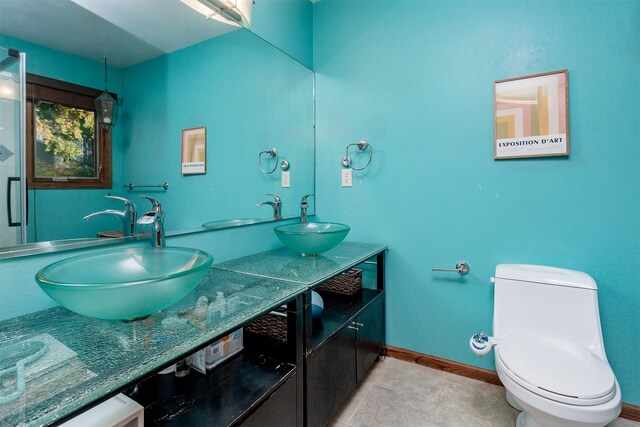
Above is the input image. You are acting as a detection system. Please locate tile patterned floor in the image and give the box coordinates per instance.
[329,357,638,427]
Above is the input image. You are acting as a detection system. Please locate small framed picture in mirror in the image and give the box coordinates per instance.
[494,70,569,159]
[181,127,207,174]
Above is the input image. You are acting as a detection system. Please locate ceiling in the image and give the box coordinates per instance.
[0,0,236,68]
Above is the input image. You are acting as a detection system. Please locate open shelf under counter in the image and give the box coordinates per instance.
[127,350,297,426]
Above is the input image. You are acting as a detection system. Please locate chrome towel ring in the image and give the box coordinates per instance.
[342,140,373,171]
[259,147,279,174]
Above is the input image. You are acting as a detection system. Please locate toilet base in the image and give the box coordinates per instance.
[517,411,544,427]
[507,391,523,411]
[515,410,615,427]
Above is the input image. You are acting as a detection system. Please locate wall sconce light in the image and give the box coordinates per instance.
[181,0,253,28]
[94,56,118,131]
[341,140,373,170]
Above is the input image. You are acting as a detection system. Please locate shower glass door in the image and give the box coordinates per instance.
[0,47,26,246]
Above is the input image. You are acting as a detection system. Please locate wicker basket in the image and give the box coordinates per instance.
[245,313,288,344]
[316,268,363,296]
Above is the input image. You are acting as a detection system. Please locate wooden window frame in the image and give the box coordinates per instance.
[26,74,114,189]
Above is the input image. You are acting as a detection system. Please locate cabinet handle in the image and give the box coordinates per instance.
[347,326,359,331]
[352,322,364,327]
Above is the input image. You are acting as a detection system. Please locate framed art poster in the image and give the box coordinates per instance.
[494,70,569,159]
[181,127,206,174]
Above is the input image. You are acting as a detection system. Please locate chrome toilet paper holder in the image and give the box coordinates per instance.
[432,261,470,275]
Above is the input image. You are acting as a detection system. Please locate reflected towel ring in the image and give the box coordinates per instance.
[341,140,373,171]
[259,147,279,174]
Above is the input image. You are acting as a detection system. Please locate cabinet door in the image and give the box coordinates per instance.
[356,295,385,382]
[306,326,357,427]
[240,373,298,427]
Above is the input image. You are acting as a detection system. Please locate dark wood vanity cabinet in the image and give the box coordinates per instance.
[306,292,385,427]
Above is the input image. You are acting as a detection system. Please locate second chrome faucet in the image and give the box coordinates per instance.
[256,194,282,220]
[84,195,137,237]
[256,193,315,222]
[300,194,314,223]
[137,195,165,247]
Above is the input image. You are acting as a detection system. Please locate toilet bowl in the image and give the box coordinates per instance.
[472,264,621,427]
[495,331,621,427]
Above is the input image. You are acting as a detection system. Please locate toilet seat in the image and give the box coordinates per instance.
[496,331,616,406]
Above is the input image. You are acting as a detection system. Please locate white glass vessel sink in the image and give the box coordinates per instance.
[35,246,213,320]
[274,222,350,256]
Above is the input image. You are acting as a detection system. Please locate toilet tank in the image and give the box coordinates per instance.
[492,264,606,358]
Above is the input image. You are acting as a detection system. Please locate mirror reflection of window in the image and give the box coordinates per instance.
[34,101,97,180]
[26,74,113,189]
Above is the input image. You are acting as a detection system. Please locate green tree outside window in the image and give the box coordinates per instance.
[35,101,96,178]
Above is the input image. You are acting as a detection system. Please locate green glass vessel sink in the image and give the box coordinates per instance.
[35,246,213,320]
[274,222,350,256]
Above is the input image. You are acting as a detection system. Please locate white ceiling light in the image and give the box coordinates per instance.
[181,0,252,28]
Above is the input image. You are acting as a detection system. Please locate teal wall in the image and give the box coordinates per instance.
[313,0,640,405]
[121,29,314,232]
[251,0,314,68]
[0,35,123,92]
[0,34,125,241]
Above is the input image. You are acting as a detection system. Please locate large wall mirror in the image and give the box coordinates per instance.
[0,0,315,257]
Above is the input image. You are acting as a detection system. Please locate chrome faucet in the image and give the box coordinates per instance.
[83,195,137,237]
[256,194,282,220]
[137,195,165,247]
[300,194,314,223]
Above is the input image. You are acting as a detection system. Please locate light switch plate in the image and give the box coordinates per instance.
[341,169,352,187]
[281,171,290,188]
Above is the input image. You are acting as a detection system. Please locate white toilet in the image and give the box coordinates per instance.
[472,264,621,427]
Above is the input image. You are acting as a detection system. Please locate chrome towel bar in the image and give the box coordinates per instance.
[124,182,169,191]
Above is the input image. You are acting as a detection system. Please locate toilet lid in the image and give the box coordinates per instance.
[497,331,615,401]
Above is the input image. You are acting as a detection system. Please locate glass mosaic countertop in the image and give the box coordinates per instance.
[214,242,388,286]
[0,269,306,427]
